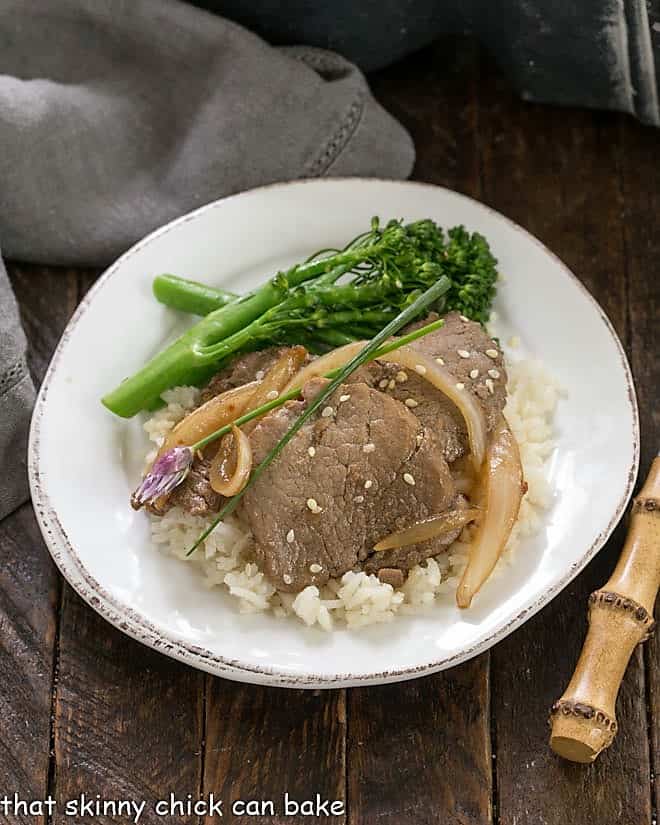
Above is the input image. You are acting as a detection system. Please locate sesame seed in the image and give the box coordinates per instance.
[457,349,470,359]
[435,357,445,366]
[486,348,498,359]
[460,315,469,322]
[396,371,408,383]
[321,406,334,418]
[283,574,292,585]
[255,370,265,380]
[286,529,295,543]
[416,433,424,444]
[403,472,415,486]
[395,278,403,289]
[306,498,322,513]
[309,563,322,573]
[353,495,365,504]
[364,480,373,490]
[485,378,495,394]
[378,378,389,389]
[266,389,279,400]
[363,443,376,453]
[388,379,396,390]
[455,382,465,391]
[307,446,316,457]
[339,394,351,402]
[414,364,427,375]
[470,368,479,379]
[404,398,418,408]
[488,368,501,379]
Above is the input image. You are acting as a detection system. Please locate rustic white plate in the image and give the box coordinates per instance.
[29,179,639,687]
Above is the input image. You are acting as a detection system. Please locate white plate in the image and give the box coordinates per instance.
[29,179,639,688]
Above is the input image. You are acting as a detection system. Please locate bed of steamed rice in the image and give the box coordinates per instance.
[144,352,563,631]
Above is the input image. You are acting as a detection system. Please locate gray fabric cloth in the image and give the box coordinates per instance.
[203,0,660,125]
[0,255,35,518]
[0,0,414,520]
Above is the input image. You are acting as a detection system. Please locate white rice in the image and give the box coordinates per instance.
[142,348,563,630]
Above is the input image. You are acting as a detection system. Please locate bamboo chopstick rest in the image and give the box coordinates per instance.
[549,455,660,763]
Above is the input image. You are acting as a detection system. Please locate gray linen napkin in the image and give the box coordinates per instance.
[0,0,414,520]
[0,255,35,518]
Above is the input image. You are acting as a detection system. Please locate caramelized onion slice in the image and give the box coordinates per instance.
[285,342,487,469]
[209,425,253,496]
[283,342,364,394]
[374,508,480,551]
[456,416,525,609]
[159,345,306,455]
[384,348,487,470]
[159,382,257,455]
[242,345,307,433]
[150,346,306,506]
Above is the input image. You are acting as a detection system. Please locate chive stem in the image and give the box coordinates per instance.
[190,317,444,453]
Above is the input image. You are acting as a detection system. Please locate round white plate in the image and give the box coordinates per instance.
[29,179,639,688]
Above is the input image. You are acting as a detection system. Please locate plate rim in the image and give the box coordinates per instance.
[28,177,640,688]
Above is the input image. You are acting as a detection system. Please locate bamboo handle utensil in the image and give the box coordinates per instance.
[549,456,660,763]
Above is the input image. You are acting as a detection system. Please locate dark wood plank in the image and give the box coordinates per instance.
[8,264,78,383]
[477,52,652,824]
[0,264,76,824]
[51,586,204,825]
[203,680,346,823]
[348,659,492,825]
[344,40,493,825]
[0,504,59,825]
[34,267,208,824]
[491,542,650,825]
[370,37,482,193]
[618,117,660,818]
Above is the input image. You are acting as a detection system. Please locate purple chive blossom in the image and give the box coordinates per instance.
[131,446,194,509]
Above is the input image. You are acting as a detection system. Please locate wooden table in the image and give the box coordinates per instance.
[3,39,659,825]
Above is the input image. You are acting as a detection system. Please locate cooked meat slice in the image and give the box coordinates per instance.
[162,346,302,517]
[168,454,222,516]
[406,311,507,429]
[238,382,458,592]
[300,376,330,403]
[199,347,284,403]
[349,312,507,462]
[377,568,405,588]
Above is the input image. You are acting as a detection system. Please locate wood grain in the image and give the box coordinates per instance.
[8,265,78,383]
[477,52,652,824]
[0,265,76,824]
[51,587,204,825]
[33,267,208,825]
[203,680,346,824]
[618,117,660,818]
[371,37,482,193]
[8,263,208,823]
[345,40,493,825]
[0,504,59,825]
[347,660,492,825]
